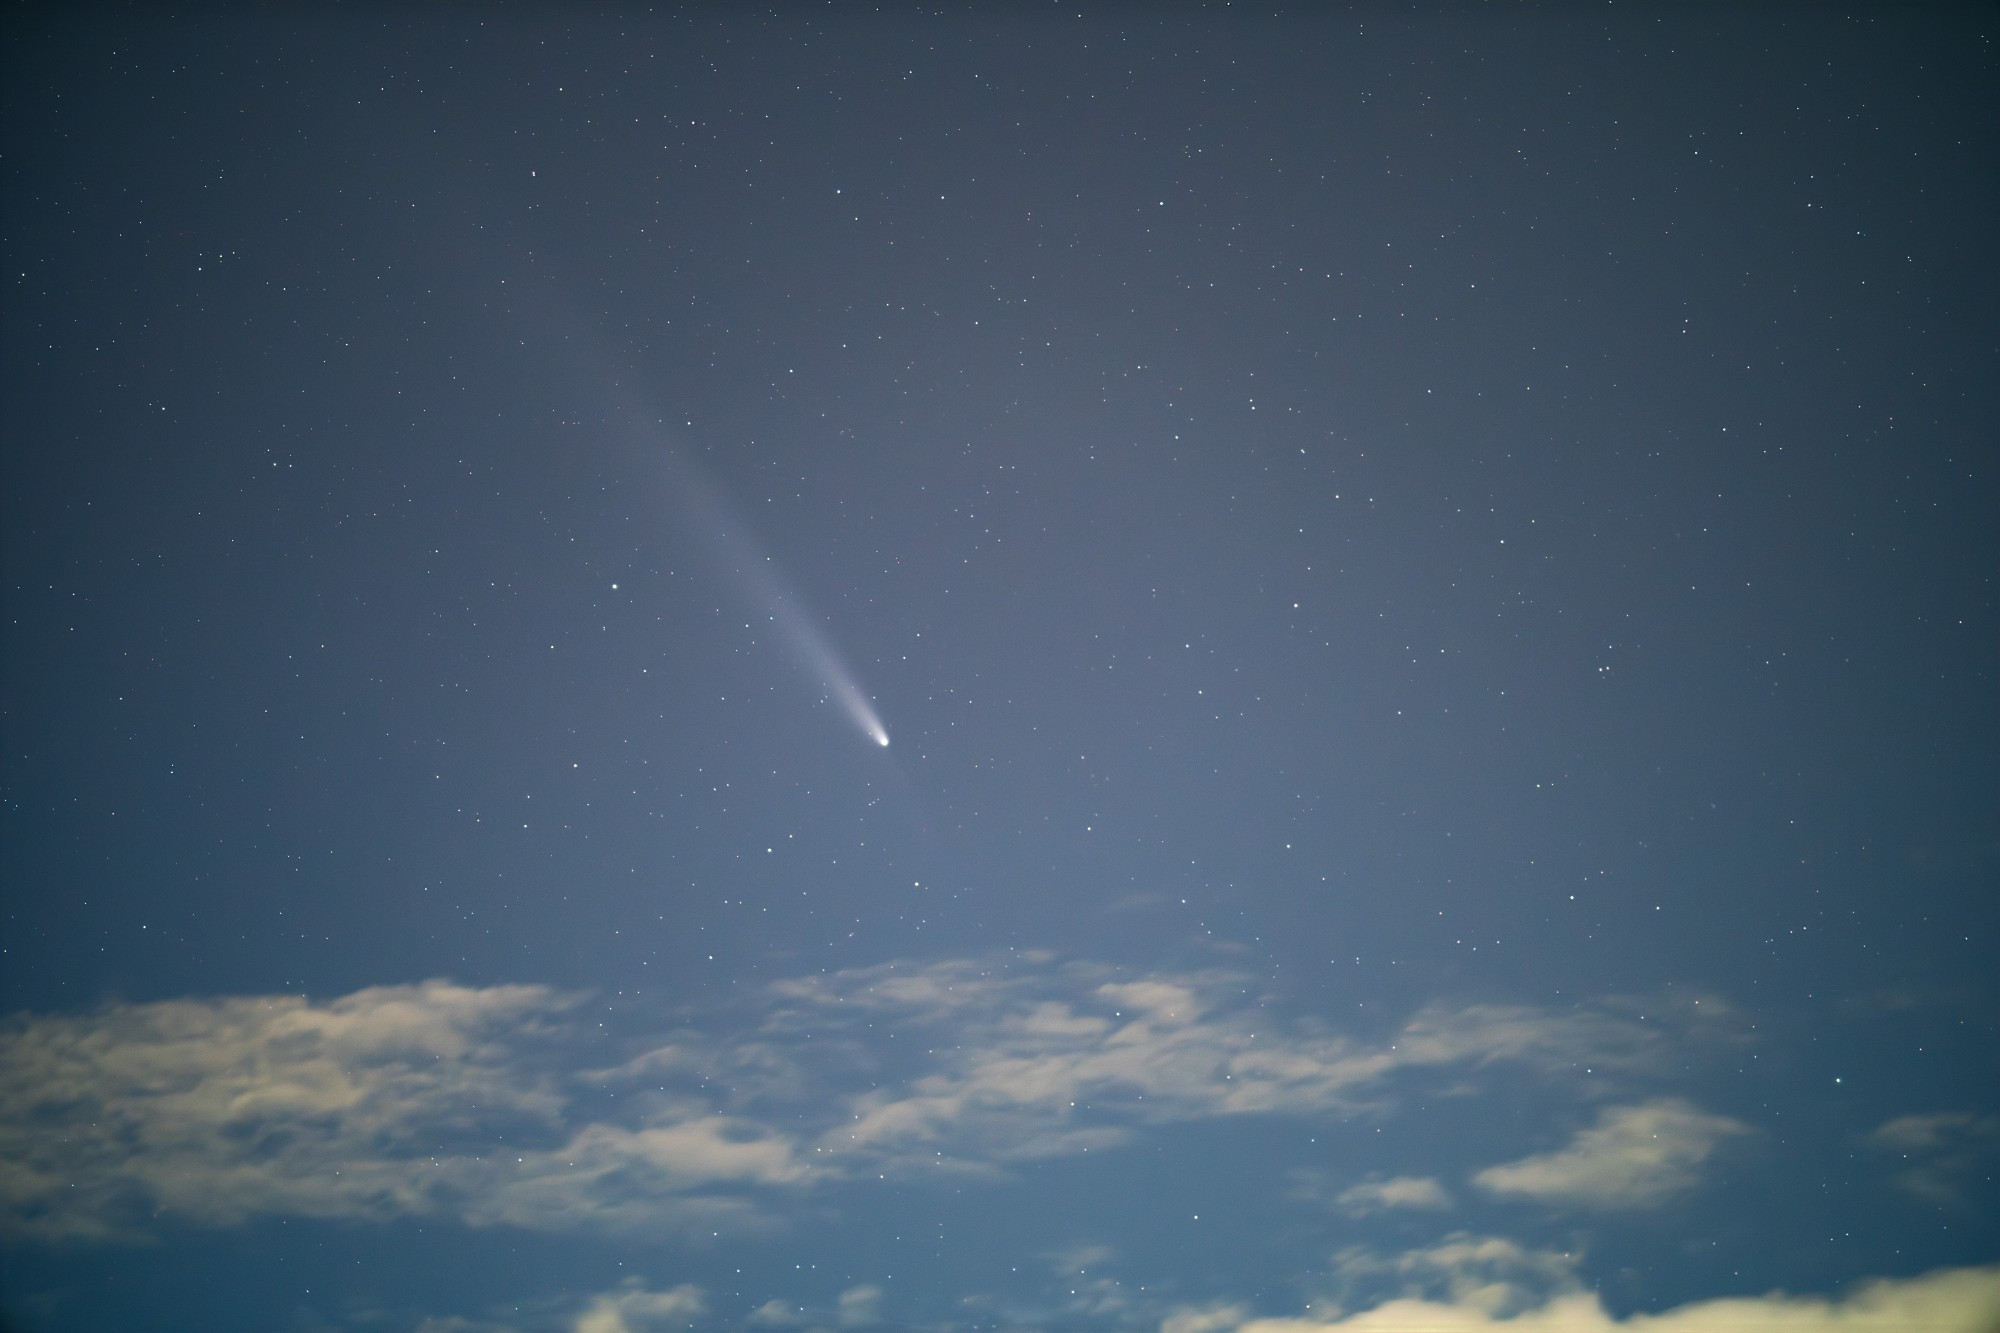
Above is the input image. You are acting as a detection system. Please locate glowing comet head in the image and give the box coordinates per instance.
[843,693,890,749]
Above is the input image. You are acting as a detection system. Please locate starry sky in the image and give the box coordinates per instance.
[2,7,1997,1332]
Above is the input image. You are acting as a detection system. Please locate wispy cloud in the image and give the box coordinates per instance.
[744,1299,808,1327]
[0,957,1721,1243]
[835,1283,884,1327]
[0,980,806,1241]
[1470,1100,1748,1210]
[729,1283,888,1330]
[572,1280,705,1333]
[769,955,1688,1174]
[1324,1234,1585,1320]
[1161,1304,1251,1333]
[1870,1112,2000,1205]
[1219,1263,2000,1332]
[1286,1168,1454,1216]
[1332,1175,1454,1215]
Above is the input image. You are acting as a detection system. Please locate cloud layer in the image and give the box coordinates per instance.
[430,1259,2000,1333]
[1225,1263,2000,1332]
[1471,1100,1750,1209]
[8,961,1990,1332]
[0,956,1823,1247]
[0,979,800,1240]
[1869,1112,2000,1205]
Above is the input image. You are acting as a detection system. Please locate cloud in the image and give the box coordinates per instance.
[1869,1112,2000,1205]
[1325,1234,1585,1320]
[1162,1304,1252,1333]
[1332,1175,1453,1215]
[571,1280,705,1333]
[1043,1241,1119,1274]
[773,956,1690,1173]
[836,1283,884,1326]
[9,961,1982,1333]
[732,1284,886,1330]
[1222,1263,2000,1331]
[0,981,809,1241]
[0,980,570,1239]
[1471,1100,1748,1209]
[0,956,1723,1242]
[466,1117,812,1234]
[1872,1111,1986,1151]
[745,1299,808,1326]
[1287,1169,1453,1216]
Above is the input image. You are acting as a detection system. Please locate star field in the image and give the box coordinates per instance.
[2,8,1996,1332]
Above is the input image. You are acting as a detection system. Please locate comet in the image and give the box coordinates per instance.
[664,455,890,751]
[487,278,888,748]
[762,591,891,748]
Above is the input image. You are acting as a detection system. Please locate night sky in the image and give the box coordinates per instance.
[3,7,1997,1332]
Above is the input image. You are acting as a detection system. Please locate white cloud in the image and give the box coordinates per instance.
[1331,1175,1453,1215]
[13,962,1981,1333]
[1472,1100,1748,1209]
[0,981,807,1241]
[777,957,1687,1174]
[1869,1112,2000,1205]
[0,957,1726,1241]
[0,981,576,1239]
[1327,1234,1584,1319]
[1043,1241,1119,1273]
[836,1283,884,1326]
[466,1117,812,1234]
[1162,1303,1251,1333]
[734,1285,886,1330]
[1872,1111,1986,1151]
[571,1280,705,1333]
[745,1299,808,1326]
[1227,1264,2000,1332]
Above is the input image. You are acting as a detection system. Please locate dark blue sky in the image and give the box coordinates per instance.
[3,8,1996,1332]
